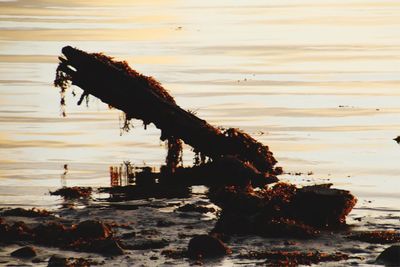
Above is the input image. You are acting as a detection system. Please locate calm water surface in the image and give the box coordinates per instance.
[0,1,399,214]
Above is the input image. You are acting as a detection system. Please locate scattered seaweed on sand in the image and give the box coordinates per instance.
[50,186,92,199]
[176,204,216,214]
[47,255,100,267]
[0,219,124,256]
[348,230,400,244]
[1,208,52,217]
[238,250,349,266]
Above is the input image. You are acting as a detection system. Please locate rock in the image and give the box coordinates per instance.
[188,235,231,259]
[376,245,400,266]
[47,255,68,267]
[11,246,37,258]
[73,220,111,239]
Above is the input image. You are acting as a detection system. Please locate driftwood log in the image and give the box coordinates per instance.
[54,46,357,232]
[55,46,280,186]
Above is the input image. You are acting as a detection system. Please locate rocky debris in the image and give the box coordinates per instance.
[209,183,356,238]
[2,208,52,217]
[10,246,37,258]
[376,245,400,266]
[238,250,349,266]
[214,214,318,239]
[50,187,92,199]
[348,230,400,244]
[187,235,232,259]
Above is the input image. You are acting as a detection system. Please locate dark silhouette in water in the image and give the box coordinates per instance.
[55,46,280,187]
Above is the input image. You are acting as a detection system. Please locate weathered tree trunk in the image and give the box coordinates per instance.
[55,46,281,186]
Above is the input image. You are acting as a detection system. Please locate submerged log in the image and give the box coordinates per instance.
[55,46,280,186]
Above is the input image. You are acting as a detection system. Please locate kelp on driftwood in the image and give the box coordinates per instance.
[54,46,357,237]
[54,46,280,186]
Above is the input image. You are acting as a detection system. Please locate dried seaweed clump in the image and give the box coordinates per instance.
[348,230,400,244]
[166,137,183,173]
[1,208,52,218]
[50,187,92,199]
[223,128,279,174]
[239,250,349,266]
[54,64,71,117]
[0,219,124,256]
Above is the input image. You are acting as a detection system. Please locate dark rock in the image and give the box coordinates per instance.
[11,246,37,258]
[48,255,68,267]
[376,245,400,266]
[188,235,231,259]
[73,220,111,239]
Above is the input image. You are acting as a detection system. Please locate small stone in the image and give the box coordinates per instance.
[11,246,37,258]
[376,245,400,265]
[188,235,231,259]
[47,255,68,267]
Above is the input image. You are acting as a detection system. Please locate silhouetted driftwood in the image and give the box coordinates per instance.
[54,46,357,228]
[55,46,280,186]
